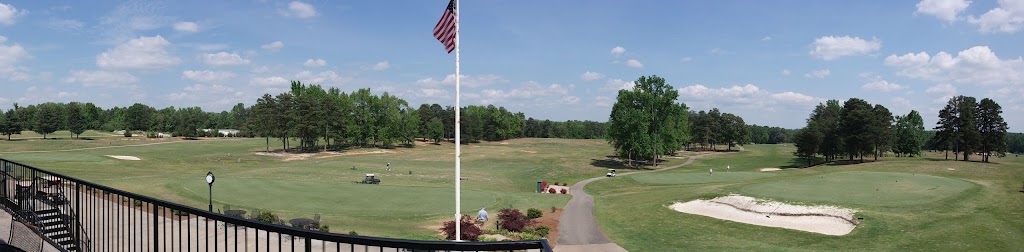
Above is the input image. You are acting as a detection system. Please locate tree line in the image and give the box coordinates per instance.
[606,75,755,167]
[793,96,1008,166]
[931,96,1009,162]
[0,81,609,151]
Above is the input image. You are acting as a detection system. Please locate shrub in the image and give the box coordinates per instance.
[533,226,551,237]
[250,210,279,224]
[318,225,330,232]
[440,215,482,241]
[548,188,556,193]
[478,236,499,242]
[562,182,568,186]
[497,208,533,232]
[553,182,559,186]
[527,208,543,219]
[124,131,132,137]
[560,188,568,194]
[349,230,358,235]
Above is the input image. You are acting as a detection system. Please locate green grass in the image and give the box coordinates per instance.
[631,171,775,184]
[587,145,1024,251]
[740,171,975,207]
[0,137,620,238]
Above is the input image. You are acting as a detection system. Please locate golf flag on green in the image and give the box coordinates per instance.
[434,0,463,241]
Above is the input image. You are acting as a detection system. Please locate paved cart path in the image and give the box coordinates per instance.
[555,155,703,252]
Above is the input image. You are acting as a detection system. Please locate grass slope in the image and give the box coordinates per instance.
[587,144,1024,251]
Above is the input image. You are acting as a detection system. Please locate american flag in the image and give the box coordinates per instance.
[433,0,457,53]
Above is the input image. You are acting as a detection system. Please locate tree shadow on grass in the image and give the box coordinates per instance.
[590,156,662,170]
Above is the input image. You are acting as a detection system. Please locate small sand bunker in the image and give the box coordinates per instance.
[106,155,142,161]
[670,195,857,236]
[947,168,956,171]
[759,168,783,172]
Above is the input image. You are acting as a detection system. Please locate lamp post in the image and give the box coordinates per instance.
[206,171,215,212]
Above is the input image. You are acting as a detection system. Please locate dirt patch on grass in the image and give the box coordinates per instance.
[521,150,537,154]
[760,168,783,172]
[670,195,857,236]
[253,149,395,161]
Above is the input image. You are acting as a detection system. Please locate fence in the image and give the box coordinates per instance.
[0,157,551,252]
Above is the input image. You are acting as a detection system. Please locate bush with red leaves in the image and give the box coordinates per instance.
[548,188,556,193]
[497,208,533,232]
[560,188,568,194]
[439,215,482,241]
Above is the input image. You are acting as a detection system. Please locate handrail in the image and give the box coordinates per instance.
[0,157,552,251]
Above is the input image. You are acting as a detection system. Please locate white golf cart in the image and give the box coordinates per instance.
[606,169,617,177]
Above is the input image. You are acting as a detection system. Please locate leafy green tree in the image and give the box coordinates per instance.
[32,103,62,139]
[869,104,893,161]
[839,98,873,161]
[66,102,87,139]
[976,98,1008,162]
[1,108,23,140]
[720,112,748,151]
[125,103,155,132]
[894,110,926,157]
[428,117,444,144]
[793,123,822,167]
[607,75,689,166]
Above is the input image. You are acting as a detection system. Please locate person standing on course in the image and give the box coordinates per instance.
[477,207,488,224]
[387,162,391,172]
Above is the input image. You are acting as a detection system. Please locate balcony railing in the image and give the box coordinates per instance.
[1,157,551,252]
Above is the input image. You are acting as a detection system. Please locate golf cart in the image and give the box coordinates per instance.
[606,169,617,177]
[360,174,381,184]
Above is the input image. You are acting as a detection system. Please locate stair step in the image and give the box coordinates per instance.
[40,217,63,225]
[57,238,75,245]
[35,208,60,216]
[43,225,68,233]
[51,232,72,240]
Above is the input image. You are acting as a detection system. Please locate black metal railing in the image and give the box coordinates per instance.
[1,157,552,252]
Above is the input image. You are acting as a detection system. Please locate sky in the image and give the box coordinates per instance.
[0,0,1022,129]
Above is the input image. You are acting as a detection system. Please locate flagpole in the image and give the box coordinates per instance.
[453,0,462,242]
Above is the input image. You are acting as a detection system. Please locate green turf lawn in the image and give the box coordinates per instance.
[0,137,644,238]
[587,144,1024,251]
[631,171,775,184]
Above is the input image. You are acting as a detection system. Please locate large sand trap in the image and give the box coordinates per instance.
[106,155,142,160]
[760,168,783,172]
[669,195,857,236]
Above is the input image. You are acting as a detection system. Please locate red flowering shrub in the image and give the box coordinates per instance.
[440,215,482,241]
[497,208,533,232]
[548,188,556,193]
[560,188,568,194]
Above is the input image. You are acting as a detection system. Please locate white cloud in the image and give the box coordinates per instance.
[580,71,604,81]
[804,69,831,79]
[250,76,290,86]
[809,36,881,60]
[925,83,957,96]
[884,46,1024,85]
[261,41,284,51]
[166,84,246,108]
[709,48,731,55]
[892,97,913,108]
[916,0,972,22]
[680,57,693,63]
[96,35,181,70]
[478,82,571,105]
[304,58,327,67]
[371,61,391,71]
[625,59,644,68]
[181,70,236,83]
[679,84,823,112]
[601,79,636,92]
[861,79,907,92]
[189,43,228,51]
[610,46,626,56]
[592,96,614,107]
[417,88,450,99]
[967,0,1024,33]
[416,74,507,88]
[0,37,31,76]
[97,1,173,43]
[762,36,773,41]
[295,70,350,85]
[200,52,250,66]
[0,3,28,25]
[781,69,791,76]
[63,70,138,88]
[282,1,317,18]
[174,21,199,32]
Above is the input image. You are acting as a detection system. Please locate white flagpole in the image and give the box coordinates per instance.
[453,0,462,242]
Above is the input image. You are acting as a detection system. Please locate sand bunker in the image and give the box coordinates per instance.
[669,195,857,236]
[759,168,783,172]
[106,155,142,161]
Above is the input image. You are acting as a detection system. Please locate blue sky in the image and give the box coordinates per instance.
[1,0,1022,129]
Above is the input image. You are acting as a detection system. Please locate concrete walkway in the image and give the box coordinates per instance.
[555,155,702,252]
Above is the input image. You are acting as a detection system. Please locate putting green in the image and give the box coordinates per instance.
[740,171,975,207]
[178,177,564,217]
[631,171,775,184]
